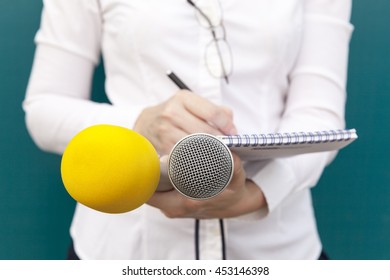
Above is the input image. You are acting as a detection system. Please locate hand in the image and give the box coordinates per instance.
[147,153,267,219]
[133,90,237,155]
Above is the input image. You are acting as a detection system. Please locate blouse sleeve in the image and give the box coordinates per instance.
[247,0,354,218]
[23,0,144,154]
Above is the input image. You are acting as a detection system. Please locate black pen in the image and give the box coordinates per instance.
[167,70,191,91]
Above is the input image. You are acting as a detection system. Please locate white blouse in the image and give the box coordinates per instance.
[24,0,353,259]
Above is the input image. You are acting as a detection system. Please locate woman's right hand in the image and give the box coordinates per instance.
[133,90,237,155]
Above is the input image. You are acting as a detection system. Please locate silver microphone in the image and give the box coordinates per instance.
[167,133,234,200]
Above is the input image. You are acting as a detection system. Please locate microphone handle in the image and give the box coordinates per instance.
[156,158,174,192]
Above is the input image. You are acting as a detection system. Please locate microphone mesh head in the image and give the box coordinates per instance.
[168,134,233,200]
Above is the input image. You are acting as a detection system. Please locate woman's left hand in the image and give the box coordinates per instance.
[147,153,266,219]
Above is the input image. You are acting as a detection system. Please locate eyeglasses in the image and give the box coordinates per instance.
[187,0,233,84]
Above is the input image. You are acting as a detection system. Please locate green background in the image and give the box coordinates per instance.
[0,1,389,259]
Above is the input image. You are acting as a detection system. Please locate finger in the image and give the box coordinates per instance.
[220,107,237,135]
[180,92,237,135]
[224,152,246,191]
[147,190,189,218]
[160,93,225,135]
[170,103,226,135]
[155,125,188,155]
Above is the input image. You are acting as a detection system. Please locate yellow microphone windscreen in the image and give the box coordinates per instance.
[61,124,160,214]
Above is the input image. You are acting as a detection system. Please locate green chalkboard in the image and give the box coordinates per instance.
[0,0,389,259]
[0,1,73,259]
[313,1,390,259]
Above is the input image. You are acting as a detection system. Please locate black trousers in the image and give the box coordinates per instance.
[67,242,329,260]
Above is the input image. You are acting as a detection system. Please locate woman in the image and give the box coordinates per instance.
[23,0,353,259]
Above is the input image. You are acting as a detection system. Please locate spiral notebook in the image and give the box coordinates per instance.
[217,128,358,161]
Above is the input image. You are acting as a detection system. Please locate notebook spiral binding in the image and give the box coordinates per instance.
[222,129,355,148]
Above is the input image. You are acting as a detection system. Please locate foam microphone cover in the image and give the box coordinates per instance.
[61,125,160,214]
